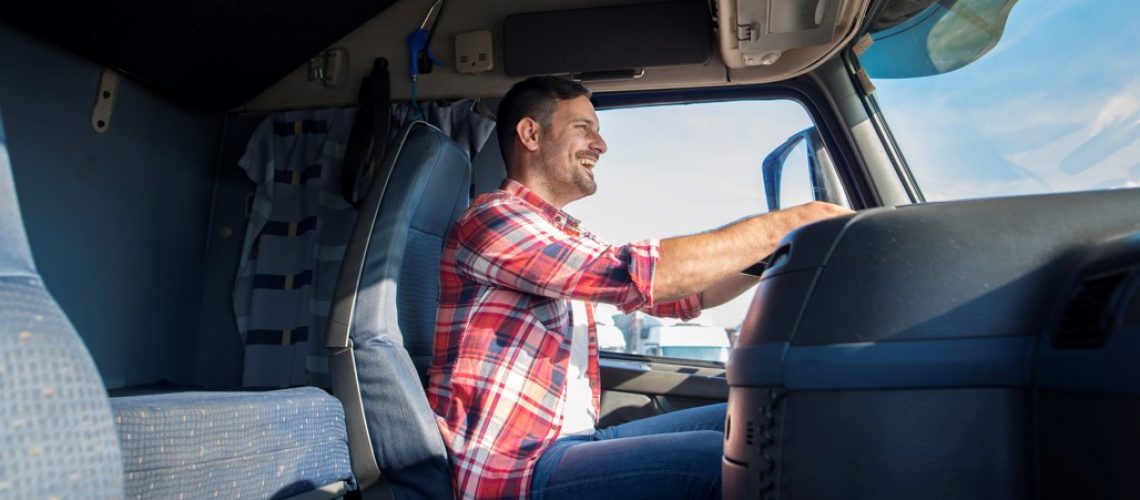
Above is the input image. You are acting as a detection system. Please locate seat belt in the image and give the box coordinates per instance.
[341,57,391,207]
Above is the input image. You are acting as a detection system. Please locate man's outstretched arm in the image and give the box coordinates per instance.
[654,202,852,304]
[699,273,760,309]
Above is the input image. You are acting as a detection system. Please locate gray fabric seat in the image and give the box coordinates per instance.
[0,109,356,499]
[327,121,471,498]
[111,387,354,499]
[0,109,125,498]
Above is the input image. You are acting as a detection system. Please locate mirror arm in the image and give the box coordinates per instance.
[805,127,825,202]
[761,131,808,211]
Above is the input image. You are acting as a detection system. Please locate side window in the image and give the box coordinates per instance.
[570,100,830,363]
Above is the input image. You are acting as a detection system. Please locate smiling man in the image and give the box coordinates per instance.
[426,76,850,500]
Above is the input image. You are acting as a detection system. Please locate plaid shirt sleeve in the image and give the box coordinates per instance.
[639,293,702,320]
[455,198,669,311]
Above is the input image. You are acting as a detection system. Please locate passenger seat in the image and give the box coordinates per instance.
[0,108,123,498]
[0,110,355,499]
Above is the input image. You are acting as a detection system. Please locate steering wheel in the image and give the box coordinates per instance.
[740,255,771,277]
[740,243,794,277]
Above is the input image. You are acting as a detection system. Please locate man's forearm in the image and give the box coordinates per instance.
[652,202,851,303]
[654,213,786,303]
[700,273,761,309]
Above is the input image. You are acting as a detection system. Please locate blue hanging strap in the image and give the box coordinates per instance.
[407,0,446,119]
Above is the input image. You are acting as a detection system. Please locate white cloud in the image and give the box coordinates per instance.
[1090,78,1140,136]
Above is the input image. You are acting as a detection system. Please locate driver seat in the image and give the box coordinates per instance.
[327,121,470,498]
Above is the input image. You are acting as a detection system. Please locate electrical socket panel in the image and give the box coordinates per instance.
[455,30,493,74]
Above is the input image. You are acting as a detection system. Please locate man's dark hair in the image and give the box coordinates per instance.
[496,76,591,163]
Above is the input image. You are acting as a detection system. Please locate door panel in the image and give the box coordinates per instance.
[598,355,728,427]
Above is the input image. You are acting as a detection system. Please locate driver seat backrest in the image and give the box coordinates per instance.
[327,121,469,498]
[0,109,124,497]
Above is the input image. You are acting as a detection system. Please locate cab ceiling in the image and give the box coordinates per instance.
[1,1,396,110]
[2,0,875,113]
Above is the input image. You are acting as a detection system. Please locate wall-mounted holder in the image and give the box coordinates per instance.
[92,68,120,133]
[308,46,349,87]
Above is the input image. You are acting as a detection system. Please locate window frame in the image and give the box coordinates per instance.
[842,50,928,203]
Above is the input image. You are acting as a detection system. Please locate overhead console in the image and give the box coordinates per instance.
[723,188,1140,499]
[717,0,868,83]
[717,0,843,68]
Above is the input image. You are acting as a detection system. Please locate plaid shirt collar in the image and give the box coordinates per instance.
[501,178,588,237]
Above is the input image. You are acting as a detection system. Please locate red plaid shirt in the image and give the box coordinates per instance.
[427,179,701,499]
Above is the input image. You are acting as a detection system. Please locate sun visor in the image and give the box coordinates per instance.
[502,1,713,78]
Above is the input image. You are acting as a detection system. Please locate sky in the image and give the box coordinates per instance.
[558,0,1139,329]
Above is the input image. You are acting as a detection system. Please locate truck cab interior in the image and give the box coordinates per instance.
[1,0,1138,498]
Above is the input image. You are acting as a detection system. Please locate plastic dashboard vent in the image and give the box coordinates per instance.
[1053,270,1131,348]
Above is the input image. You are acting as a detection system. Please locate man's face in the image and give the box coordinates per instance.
[534,95,608,205]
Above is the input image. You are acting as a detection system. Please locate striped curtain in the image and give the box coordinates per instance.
[234,108,357,388]
[233,100,494,388]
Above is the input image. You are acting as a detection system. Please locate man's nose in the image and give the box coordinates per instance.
[590,132,607,154]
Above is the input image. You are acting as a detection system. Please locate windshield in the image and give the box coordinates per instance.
[859,0,1140,201]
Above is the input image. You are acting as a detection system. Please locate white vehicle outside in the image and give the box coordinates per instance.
[594,308,628,353]
[642,324,731,363]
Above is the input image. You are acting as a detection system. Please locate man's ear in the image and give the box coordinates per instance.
[516,117,541,153]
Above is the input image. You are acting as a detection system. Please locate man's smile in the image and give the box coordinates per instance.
[577,153,598,174]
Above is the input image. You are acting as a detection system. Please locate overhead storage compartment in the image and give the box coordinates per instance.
[502,0,713,78]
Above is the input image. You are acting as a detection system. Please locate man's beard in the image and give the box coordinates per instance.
[537,144,597,201]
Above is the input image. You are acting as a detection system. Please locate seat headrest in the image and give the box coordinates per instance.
[0,108,37,277]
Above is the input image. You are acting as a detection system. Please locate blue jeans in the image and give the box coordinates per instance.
[530,403,726,500]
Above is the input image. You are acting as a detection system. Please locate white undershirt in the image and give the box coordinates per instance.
[559,300,597,438]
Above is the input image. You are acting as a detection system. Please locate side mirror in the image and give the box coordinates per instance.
[761,126,848,212]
